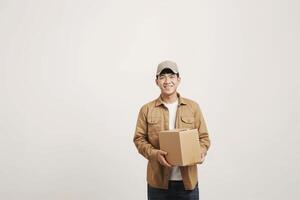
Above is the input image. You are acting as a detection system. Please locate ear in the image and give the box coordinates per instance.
[177,77,181,84]
[155,78,159,86]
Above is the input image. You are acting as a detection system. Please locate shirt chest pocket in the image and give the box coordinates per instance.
[147,117,162,135]
[147,117,161,148]
[180,116,195,129]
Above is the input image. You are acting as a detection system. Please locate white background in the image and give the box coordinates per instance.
[0,0,299,199]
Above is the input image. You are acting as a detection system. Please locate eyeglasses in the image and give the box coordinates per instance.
[157,74,177,80]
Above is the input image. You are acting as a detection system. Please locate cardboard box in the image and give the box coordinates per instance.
[158,128,201,166]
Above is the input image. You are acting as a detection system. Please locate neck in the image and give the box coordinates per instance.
[161,92,178,104]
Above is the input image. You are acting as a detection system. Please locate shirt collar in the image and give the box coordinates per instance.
[155,92,187,107]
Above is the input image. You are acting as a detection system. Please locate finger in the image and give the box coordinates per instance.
[159,150,168,155]
[157,155,165,165]
[200,156,205,163]
[201,153,205,160]
[161,157,172,167]
[158,155,168,166]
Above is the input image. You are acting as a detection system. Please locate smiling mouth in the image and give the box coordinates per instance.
[163,85,173,89]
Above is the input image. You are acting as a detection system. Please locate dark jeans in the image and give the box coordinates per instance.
[147,181,199,200]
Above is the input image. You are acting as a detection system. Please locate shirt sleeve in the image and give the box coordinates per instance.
[133,105,158,161]
[194,103,211,155]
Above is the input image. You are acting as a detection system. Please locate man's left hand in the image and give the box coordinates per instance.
[199,153,206,164]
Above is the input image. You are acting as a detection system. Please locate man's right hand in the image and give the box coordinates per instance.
[156,150,172,168]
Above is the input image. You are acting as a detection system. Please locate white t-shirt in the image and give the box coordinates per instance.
[164,99,182,180]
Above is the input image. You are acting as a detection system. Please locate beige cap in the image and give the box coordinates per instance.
[156,60,179,75]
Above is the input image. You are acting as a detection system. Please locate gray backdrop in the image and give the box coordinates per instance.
[0,0,299,199]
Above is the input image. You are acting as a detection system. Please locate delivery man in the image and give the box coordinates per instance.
[133,60,211,200]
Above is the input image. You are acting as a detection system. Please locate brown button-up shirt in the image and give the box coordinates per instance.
[133,93,211,190]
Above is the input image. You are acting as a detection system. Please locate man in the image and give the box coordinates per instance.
[133,60,211,200]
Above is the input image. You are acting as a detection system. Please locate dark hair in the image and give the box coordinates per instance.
[156,68,180,79]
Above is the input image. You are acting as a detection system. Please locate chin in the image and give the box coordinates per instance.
[162,90,176,96]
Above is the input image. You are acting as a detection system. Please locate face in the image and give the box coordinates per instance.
[156,73,181,96]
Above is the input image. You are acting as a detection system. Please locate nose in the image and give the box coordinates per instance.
[164,76,171,83]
